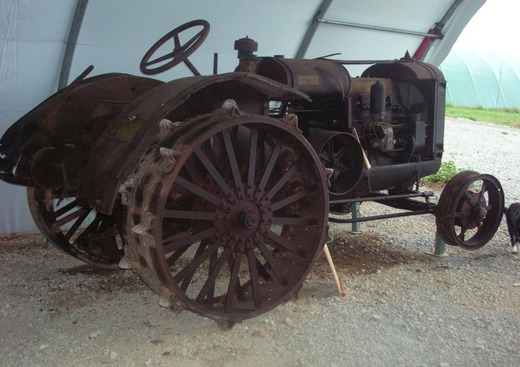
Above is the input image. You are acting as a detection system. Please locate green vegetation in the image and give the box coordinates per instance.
[423,104,518,184]
[445,103,520,128]
[423,160,466,184]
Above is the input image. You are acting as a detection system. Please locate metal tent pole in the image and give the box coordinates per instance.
[58,0,89,89]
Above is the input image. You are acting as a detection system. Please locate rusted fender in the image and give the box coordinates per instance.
[0,70,162,187]
[79,72,311,214]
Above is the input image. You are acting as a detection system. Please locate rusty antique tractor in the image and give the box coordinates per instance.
[0,20,504,328]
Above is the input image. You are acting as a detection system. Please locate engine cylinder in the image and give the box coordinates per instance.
[370,80,386,121]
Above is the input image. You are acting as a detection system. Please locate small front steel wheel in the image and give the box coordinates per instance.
[27,187,124,268]
[436,171,504,250]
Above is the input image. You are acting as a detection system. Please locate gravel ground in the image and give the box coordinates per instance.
[1,117,519,367]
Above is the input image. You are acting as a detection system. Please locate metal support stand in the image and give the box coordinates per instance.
[351,202,361,232]
[434,232,446,256]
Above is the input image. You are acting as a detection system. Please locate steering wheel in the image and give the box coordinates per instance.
[140,19,210,75]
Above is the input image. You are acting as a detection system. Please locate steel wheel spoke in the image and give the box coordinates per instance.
[75,214,102,242]
[326,140,335,161]
[261,230,303,259]
[194,147,235,200]
[224,250,243,312]
[184,159,204,185]
[336,163,354,176]
[269,189,313,212]
[334,145,350,160]
[54,207,89,228]
[222,129,244,192]
[263,161,299,201]
[196,243,234,303]
[271,216,316,226]
[246,244,262,308]
[256,142,282,196]
[179,241,208,292]
[174,239,220,284]
[255,257,272,281]
[64,209,91,240]
[54,200,79,218]
[164,209,219,221]
[163,225,222,253]
[166,244,191,266]
[28,188,123,268]
[477,182,487,203]
[174,176,223,207]
[462,189,476,207]
[255,240,287,285]
[458,228,466,241]
[247,128,259,197]
[206,248,219,306]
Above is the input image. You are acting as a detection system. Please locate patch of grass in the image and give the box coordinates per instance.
[445,103,520,128]
[423,161,466,184]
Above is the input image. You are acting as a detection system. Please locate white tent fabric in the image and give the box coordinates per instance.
[0,0,484,234]
[441,47,520,108]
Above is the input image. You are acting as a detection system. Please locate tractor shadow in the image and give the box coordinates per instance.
[313,232,437,277]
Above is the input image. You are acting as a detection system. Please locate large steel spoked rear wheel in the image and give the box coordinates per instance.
[125,113,329,327]
[436,171,504,250]
[27,187,124,269]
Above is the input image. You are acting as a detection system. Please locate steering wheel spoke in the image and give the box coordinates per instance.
[173,33,181,50]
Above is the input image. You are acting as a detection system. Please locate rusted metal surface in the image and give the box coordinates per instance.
[123,111,328,327]
[436,171,504,250]
[27,187,124,268]
[235,36,260,73]
[257,57,350,97]
[0,19,506,326]
[0,71,162,190]
[79,72,311,215]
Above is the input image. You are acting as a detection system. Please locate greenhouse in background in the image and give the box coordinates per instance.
[440,47,520,108]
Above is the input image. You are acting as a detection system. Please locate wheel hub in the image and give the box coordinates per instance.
[239,211,259,229]
[458,194,487,229]
[228,199,271,240]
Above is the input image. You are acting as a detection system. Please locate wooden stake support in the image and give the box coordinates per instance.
[323,243,346,297]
